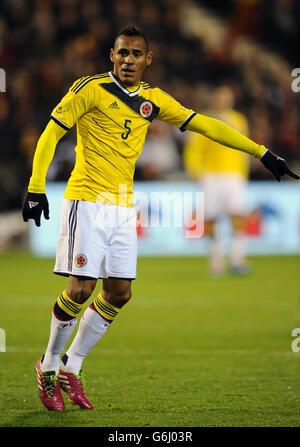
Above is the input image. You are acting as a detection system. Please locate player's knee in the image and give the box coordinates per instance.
[103,287,132,308]
[118,293,132,308]
[66,277,97,304]
[67,287,92,304]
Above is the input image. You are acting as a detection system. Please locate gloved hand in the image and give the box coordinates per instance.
[261,150,300,182]
[22,192,49,227]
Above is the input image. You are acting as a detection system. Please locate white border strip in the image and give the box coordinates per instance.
[51,114,70,130]
[108,71,141,97]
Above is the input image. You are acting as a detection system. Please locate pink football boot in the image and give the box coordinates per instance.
[59,369,93,410]
[35,358,65,411]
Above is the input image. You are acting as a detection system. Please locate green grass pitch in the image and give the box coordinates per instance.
[0,252,299,427]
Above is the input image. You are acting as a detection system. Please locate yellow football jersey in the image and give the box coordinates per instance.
[50,72,195,206]
[183,110,250,179]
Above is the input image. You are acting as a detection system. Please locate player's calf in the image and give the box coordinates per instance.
[57,292,124,406]
[41,290,84,374]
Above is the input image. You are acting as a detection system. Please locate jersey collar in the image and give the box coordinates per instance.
[108,71,141,97]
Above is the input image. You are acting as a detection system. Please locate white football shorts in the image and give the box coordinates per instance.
[54,199,137,280]
[200,173,247,221]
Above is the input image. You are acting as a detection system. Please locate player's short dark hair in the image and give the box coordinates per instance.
[114,25,149,52]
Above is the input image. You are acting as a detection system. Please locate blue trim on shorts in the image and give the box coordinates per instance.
[68,201,78,271]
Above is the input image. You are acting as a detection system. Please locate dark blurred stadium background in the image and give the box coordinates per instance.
[1,2,300,427]
[0,0,300,250]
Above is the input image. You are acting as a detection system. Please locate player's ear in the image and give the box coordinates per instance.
[110,48,115,63]
[146,51,153,67]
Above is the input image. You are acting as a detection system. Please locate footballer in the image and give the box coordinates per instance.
[22,25,299,411]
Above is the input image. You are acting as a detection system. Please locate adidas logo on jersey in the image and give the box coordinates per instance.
[109,101,119,109]
[28,201,39,209]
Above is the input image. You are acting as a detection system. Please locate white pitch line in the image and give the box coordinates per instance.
[4,346,297,357]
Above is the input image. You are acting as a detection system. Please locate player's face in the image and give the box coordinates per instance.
[110,35,152,86]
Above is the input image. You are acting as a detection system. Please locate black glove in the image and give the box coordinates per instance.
[261,150,300,182]
[22,192,49,227]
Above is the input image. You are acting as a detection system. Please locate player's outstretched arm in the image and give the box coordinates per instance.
[185,113,299,181]
[22,119,67,227]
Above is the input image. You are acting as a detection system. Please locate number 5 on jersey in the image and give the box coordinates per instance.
[122,119,131,140]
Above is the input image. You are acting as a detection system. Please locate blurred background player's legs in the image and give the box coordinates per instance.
[204,219,225,277]
[229,215,249,275]
[202,173,249,277]
[204,216,248,277]
[202,175,225,276]
[226,175,249,275]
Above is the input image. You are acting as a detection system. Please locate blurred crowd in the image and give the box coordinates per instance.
[199,0,300,66]
[0,0,300,212]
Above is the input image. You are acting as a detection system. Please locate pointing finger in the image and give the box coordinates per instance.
[285,166,300,179]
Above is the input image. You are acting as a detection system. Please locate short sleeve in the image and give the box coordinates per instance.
[50,77,96,130]
[154,88,196,130]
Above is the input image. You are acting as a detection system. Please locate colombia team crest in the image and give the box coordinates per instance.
[75,254,88,268]
[140,101,153,118]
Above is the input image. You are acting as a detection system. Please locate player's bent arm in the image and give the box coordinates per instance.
[28,119,67,193]
[185,113,265,159]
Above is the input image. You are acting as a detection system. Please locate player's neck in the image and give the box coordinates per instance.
[111,72,140,91]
